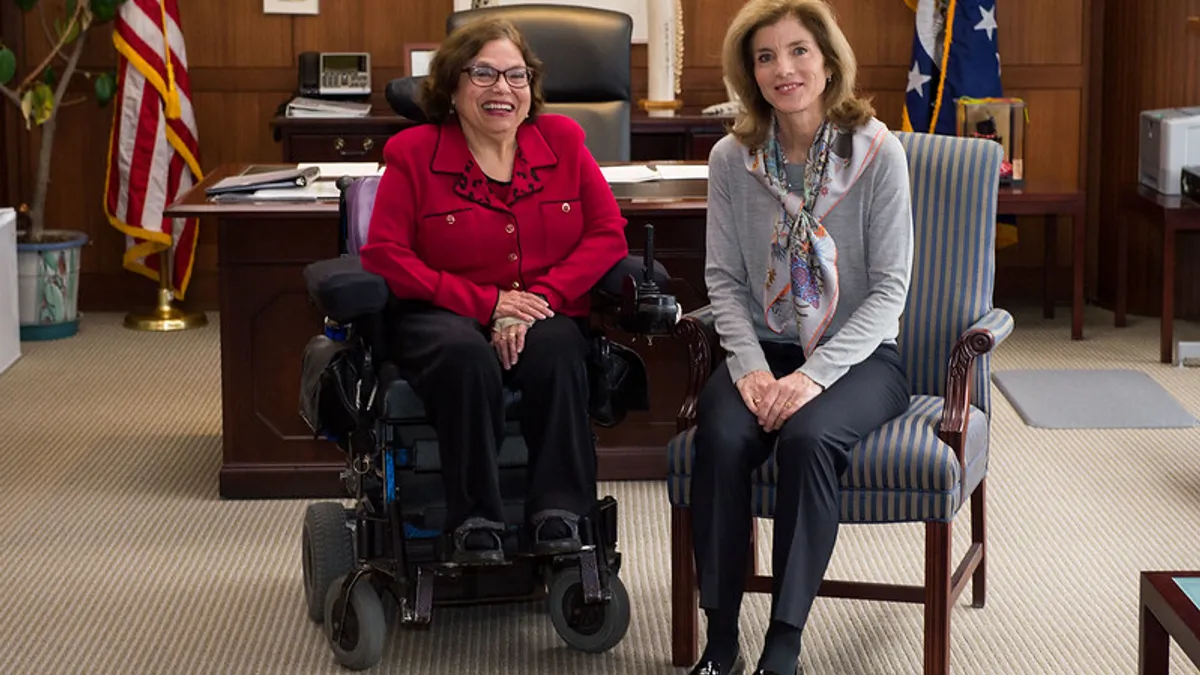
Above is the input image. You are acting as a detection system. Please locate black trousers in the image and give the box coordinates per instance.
[386,302,596,531]
[691,341,910,629]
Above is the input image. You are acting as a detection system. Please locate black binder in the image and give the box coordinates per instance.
[205,166,321,196]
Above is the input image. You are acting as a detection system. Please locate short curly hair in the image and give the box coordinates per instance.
[420,18,546,124]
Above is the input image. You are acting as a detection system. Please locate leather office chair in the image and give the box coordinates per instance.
[384,4,633,163]
[665,133,1014,675]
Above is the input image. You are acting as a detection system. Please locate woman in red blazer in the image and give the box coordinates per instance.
[360,18,629,565]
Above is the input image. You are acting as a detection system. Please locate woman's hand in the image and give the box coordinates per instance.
[492,318,530,370]
[493,290,553,323]
[735,370,775,415]
[757,371,823,432]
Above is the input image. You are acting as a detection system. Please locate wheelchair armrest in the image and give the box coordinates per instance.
[593,254,670,300]
[303,256,391,324]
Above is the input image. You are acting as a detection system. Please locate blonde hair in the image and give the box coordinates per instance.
[722,0,874,149]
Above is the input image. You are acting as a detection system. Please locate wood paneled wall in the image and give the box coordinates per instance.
[1097,0,1200,318]
[1,0,1098,312]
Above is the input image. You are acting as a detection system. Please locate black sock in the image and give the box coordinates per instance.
[758,620,802,674]
[699,608,739,669]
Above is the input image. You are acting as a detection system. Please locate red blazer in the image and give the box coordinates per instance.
[360,114,629,326]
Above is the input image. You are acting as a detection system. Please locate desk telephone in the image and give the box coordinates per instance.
[298,52,371,99]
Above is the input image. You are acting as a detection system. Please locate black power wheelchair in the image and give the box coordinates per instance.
[297,174,680,670]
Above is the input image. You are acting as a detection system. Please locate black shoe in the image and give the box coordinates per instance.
[688,653,745,675]
[529,509,583,555]
[449,517,506,565]
[751,666,801,675]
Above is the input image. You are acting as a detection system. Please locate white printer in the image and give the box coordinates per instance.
[1140,107,1200,195]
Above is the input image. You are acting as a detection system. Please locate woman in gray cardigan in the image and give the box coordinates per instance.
[688,1,914,674]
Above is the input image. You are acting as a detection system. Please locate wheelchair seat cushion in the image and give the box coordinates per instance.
[666,395,989,524]
[383,377,522,422]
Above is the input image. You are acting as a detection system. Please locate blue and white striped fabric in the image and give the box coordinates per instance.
[667,132,1012,524]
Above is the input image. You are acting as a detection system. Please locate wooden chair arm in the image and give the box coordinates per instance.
[938,328,997,473]
[673,307,721,432]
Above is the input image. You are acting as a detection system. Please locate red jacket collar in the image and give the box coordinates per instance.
[430,118,558,208]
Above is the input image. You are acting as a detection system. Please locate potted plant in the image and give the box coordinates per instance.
[0,0,124,340]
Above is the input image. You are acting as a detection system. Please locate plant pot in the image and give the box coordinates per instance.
[17,229,89,341]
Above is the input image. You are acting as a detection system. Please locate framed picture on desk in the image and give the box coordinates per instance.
[404,43,439,77]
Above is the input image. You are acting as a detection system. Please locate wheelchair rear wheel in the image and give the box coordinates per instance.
[324,574,387,671]
[302,502,356,623]
[547,567,630,653]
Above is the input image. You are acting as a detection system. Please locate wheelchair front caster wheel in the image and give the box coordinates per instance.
[323,575,386,671]
[547,568,631,653]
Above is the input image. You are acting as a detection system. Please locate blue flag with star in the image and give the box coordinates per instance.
[902,0,1002,135]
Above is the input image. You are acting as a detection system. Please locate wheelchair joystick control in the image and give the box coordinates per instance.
[619,223,681,339]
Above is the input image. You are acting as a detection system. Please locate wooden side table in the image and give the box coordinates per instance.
[998,186,1088,340]
[1116,185,1200,363]
[1140,571,1200,674]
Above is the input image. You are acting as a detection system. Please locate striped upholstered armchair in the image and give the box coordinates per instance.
[665,132,1014,675]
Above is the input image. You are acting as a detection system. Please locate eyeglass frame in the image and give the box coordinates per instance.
[460,64,534,89]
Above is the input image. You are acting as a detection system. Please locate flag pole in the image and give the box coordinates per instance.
[123,249,207,331]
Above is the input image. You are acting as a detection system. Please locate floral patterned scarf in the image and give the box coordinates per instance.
[745,115,890,356]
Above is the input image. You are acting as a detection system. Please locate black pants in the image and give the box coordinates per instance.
[691,341,910,629]
[386,303,596,531]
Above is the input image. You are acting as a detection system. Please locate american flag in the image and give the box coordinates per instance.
[103,0,202,300]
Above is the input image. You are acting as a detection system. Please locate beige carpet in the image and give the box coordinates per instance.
[1,307,1199,674]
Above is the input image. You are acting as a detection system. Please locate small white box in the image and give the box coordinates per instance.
[1140,107,1200,195]
[0,207,20,374]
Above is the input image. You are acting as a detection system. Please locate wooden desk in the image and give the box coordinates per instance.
[1140,571,1200,674]
[164,163,707,499]
[1117,186,1200,363]
[271,109,731,164]
[997,185,1088,340]
[166,159,1082,498]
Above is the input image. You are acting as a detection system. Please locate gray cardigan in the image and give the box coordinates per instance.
[704,124,914,388]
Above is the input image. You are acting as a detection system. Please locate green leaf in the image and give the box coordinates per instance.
[15,0,38,12]
[54,14,81,43]
[94,70,116,106]
[30,82,53,126]
[43,65,55,87]
[90,0,119,23]
[0,47,15,86]
[20,90,33,128]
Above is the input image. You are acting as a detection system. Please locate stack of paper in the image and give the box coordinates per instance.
[286,96,371,118]
[298,162,382,178]
[212,181,342,202]
[655,164,709,180]
[599,164,709,184]
[600,165,661,183]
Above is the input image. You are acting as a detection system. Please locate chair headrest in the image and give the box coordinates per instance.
[446,5,631,102]
[384,76,428,122]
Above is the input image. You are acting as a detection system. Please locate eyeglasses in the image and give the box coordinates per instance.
[461,65,533,89]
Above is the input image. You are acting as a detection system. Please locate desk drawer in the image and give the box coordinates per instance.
[288,133,388,162]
